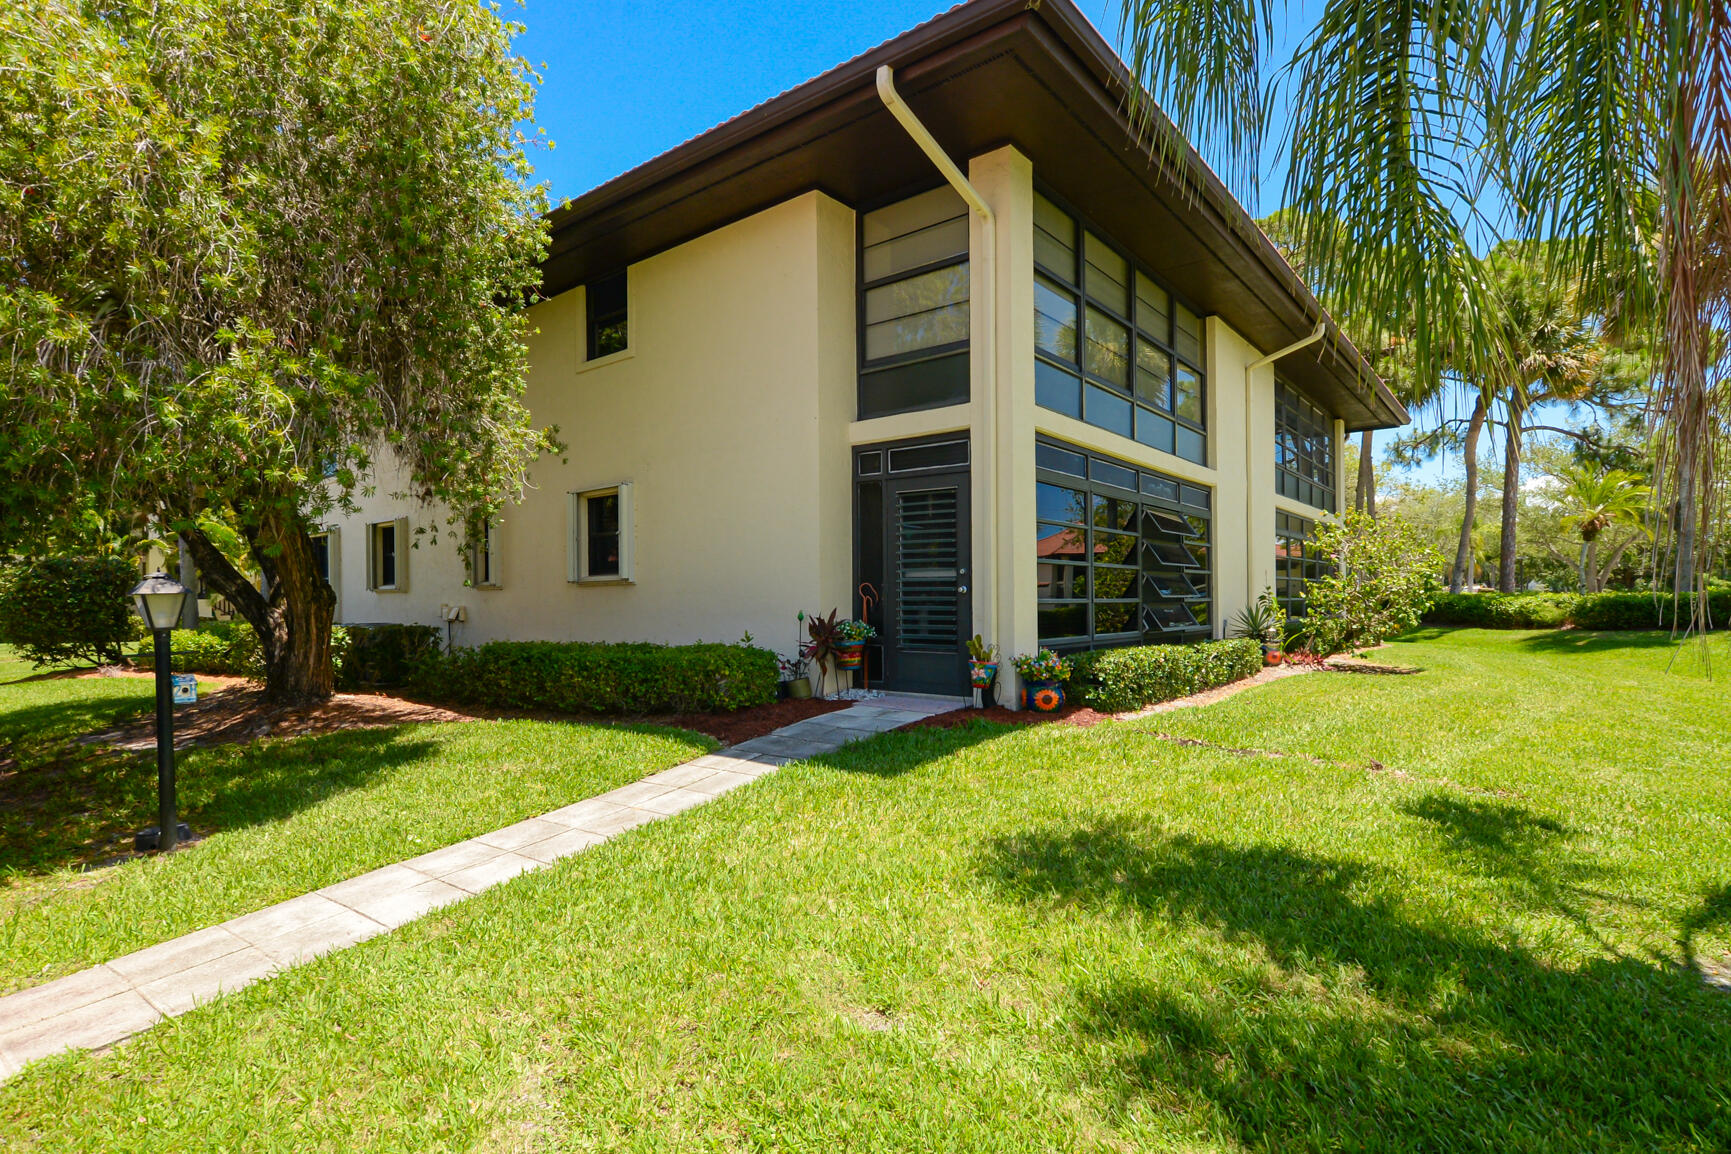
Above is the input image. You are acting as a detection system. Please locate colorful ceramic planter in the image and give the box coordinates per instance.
[969,660,998,689]
[1023,681,1065,712]
[834,641,865,670]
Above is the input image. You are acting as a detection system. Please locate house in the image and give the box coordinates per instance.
[316,0,1408,703]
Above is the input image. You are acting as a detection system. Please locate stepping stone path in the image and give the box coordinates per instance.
[0,695,959,1082]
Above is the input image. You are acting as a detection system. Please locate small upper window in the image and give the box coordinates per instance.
[310,533,331,585]
[587,271,628,360]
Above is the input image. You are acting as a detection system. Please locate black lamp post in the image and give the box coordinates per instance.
[129,573,191,852]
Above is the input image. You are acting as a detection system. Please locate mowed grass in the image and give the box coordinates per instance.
[3,630,1730,1151]
[0,646,712,993]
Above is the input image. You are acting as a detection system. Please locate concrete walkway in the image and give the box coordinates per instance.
[0,695,959,1082]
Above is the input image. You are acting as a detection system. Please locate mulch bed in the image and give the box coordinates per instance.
[903,702,1116,731]
[80,667,850,753]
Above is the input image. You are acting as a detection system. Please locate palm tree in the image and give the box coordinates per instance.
[1115,0,1730,610]
[1550,465,1652,592]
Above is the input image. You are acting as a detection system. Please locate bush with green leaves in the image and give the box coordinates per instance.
[408,641,778,715]
[1067,638,1261,713]
[1424,592,1579,629]
[134,622,353,681]
[1569,590,1730,631]
[0,557,141,666]
[1298,512,1441,656]
[339,624,441,689]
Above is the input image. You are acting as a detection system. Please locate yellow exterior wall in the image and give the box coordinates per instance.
[329,191,856,664]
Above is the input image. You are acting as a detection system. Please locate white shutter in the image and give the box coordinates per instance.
[615,482,634,582]
[566,493,581,582]
[394,516,410,593]
[487,518,502,588]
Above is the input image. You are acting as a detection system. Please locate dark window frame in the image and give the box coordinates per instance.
[1035,435,1213,651]
[1275,511,1329,617]
[586,270,628,361]
[1032,185,1209,465]
[856,185,972,419]
[1275,380,1337,512]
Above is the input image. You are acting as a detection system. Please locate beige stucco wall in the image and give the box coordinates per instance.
[328,191,857,670]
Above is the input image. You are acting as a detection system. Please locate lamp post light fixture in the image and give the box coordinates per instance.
[129,573,191,852]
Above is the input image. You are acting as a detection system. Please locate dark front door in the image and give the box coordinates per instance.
[855,440,971,695]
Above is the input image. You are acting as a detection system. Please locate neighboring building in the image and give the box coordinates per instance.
[320,0,1407,702]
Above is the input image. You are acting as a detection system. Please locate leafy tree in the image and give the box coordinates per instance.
[0,557,140,667]
[1548,464,1652,592]
[0,0,554,702]
[1117,0,1730,610]
[1297,511,1441,655]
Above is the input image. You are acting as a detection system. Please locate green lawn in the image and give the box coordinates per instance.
[0,647,713,993]
[4,630,1729,1152]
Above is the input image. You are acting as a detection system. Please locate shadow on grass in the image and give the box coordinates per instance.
[980,820,1731,1150]
[1513,629,1693,656]
[1,725,438,878]
[812,718,1030,778]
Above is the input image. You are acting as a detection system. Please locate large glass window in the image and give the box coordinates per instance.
[859,188,970,418]
[1033,192,1208,465]
[1276,381,1337,511]
[1035,436,1212,649]
[1275,511,1328,617]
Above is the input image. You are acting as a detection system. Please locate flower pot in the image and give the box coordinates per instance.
[834,641,865,670]
[1265,652,1283,666]
[968,660,998,689]
[787,676,812,699]
[1022,680,1065,713]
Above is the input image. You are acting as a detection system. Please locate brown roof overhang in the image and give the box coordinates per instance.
[540,0,1408,431]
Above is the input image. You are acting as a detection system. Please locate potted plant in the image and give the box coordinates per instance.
[778,652,812,699]
[966,634,998,691]
[1231,586,1284,665]
[834,618,876,670]
[1012,648,1073,712]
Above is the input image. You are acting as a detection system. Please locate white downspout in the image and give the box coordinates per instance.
[1244,321,1326,610]
[876,65,1003,699]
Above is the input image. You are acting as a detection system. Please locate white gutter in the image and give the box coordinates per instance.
[876,65,1004,700]
[1243,321,1326,612]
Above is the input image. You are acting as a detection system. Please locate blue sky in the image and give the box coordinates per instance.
[511,0,1478,484]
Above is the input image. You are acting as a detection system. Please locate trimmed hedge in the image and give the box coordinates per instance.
[340,623,441,689]
[408,640,779,714]
[1066,638,1262,713]
[1423,591,1729,631]
[0,557,141,666]
[1423,592,1578,629]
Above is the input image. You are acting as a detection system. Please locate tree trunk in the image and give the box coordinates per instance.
[1579,537,1596,594]
[1355,430,1376,516]
[179,507,336,704]
[1450,394,1487,592]
[1498,404,1524,593]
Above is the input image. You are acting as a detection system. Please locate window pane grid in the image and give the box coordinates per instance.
[1275,511,1328,617]
[1275,382,1337,512]
[1035,436,1211,648]
[1032,192,1206,465]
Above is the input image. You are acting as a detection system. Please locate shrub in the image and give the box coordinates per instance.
[1423,592,1578,629]
[339,623,441,689]
[1420,590,1728,631]
[1066,638,1261,713]
[408,640,778,714]
[133,621,353,681]
[0,557,141,666]
[1299,512,1441,656]
[1569,590,1731,631]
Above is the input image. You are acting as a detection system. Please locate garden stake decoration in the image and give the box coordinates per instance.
[966,634,998,708]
